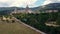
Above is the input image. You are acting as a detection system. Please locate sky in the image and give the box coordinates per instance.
[0,0,60,8]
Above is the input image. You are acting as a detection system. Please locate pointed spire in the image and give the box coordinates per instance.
[26,5,29,9]
[25,5,29,12]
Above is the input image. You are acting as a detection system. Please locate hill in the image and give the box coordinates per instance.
[39,3,60,11]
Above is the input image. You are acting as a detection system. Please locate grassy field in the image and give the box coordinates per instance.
[0,21,40,34]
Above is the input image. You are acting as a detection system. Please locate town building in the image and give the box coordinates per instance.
[12,5,33,14]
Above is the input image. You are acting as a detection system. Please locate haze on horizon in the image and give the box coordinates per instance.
[0,0,60,8]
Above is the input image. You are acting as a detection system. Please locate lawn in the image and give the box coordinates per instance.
[0,21,40,34]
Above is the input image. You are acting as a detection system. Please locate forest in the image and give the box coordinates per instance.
[13,11,60,34]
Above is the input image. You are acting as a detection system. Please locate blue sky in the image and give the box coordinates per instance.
[34,0,45,7]
[0,0,60,8]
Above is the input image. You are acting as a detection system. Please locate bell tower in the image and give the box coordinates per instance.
[25,5,32,13]
[25,5,29,12]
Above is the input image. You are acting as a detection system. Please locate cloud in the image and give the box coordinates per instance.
[42,0,60,5]
[0,0,37,7]
[1,0,60,7]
